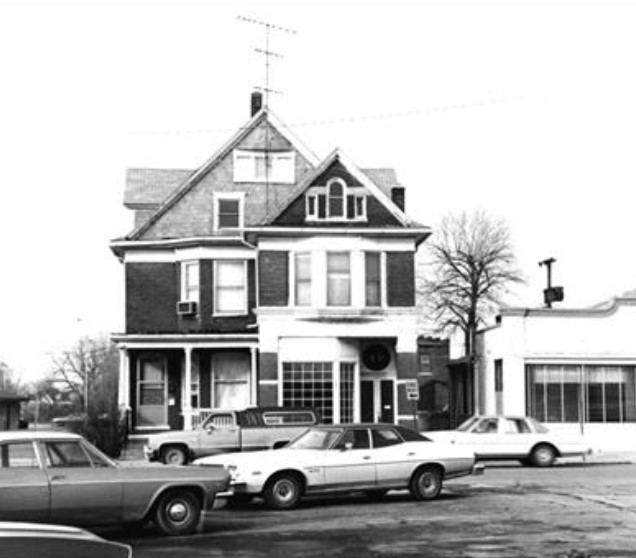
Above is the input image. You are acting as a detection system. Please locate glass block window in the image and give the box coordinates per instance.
[340,363,355,424]
[283,362,334,423]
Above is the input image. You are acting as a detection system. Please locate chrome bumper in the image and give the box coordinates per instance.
[473,463,486,475]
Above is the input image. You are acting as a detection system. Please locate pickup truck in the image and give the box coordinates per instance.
[143,407,320,465]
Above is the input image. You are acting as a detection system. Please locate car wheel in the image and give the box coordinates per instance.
[364,489,388,500]
[530,444,556,467]
[409,466,443,501]
[153,490,201,536]
[161,445,188,465]
[263,474,302,510]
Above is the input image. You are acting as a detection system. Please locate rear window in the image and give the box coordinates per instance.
[396,426,431,442]
[0,442,40,468]
[263,411,316,426]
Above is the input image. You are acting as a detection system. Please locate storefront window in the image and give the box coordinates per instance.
[527,364,636,423]
[283,362,334,423]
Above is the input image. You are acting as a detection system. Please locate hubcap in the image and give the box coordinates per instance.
[275,479,295,502]
[167,501,189,522]
[420,473,436,494]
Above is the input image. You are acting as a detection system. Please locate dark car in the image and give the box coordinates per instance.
[0,431,229,536]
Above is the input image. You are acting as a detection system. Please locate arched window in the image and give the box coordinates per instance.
[327,178,346,218]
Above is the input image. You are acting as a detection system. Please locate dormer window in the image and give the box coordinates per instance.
[233,149,295,183]
[305,177,367,222]
[214,193,244,230]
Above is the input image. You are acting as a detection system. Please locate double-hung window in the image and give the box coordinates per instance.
[215,194,243,230]
[181,261,200,303]
[327,252,351,306]
[294,252,312,306]
[215,260,247,315]
[365,252,381,307]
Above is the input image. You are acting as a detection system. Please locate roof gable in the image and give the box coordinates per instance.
[126,110,319,241]
[265,149,413,228]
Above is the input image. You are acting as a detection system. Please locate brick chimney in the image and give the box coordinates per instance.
[251,91,263,116]
[391,187,405,211]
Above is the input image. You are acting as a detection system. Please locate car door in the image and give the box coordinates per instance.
[200,412,240,454]
[371,427,415,487]
[42,439,124,526]
[322,428,376,490]
[462,417,503,457]
[498,418,535,457]
[0,441,50,521]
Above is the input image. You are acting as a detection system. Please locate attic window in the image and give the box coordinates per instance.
[214,193,244,230]
[233,150,295,183]
[305,178,367,222]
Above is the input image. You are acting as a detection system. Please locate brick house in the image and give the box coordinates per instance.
[111,93,431,433]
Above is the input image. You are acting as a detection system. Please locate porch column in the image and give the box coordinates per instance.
[117,346,130,409]
[250,347,258,405]
[183,346,194,430]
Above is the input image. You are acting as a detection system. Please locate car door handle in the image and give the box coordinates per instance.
[50,475,66,481]
[407,452,416,456]
[363,456,372,460]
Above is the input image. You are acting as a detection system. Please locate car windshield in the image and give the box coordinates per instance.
[287,428,343,450]
[457,417,480,432]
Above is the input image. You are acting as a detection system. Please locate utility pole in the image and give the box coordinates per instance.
[539,257,564,308]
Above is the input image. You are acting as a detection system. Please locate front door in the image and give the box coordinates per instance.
[360,379,395,423]
[137,355,168,428]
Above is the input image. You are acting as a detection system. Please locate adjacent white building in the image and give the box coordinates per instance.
[476,295,636,451]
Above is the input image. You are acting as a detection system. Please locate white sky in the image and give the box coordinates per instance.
[2,0,636,382]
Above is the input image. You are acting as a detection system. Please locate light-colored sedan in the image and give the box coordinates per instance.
[194,423,484,510]
[0,431,229,536]
[426,415,591,467]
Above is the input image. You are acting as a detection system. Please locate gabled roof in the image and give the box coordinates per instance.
[125,109,320,241]
[124,168,193,208]
[261,148,419,227]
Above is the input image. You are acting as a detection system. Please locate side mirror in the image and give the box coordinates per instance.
[205,425,215,434]
[340,442,353,451]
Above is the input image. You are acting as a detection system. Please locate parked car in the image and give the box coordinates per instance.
[0,431,229,536]
[144,406,320,465]
[425,415,591,467]
[194,423,484,510]
[0,522,132,558]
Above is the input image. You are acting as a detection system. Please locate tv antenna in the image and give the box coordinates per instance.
[238,16,296,109]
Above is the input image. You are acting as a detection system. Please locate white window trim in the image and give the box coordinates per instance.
[355,195,367,221]
[213,260,248,316]
[306,194,318,220]
[180,260,200,304]
[327,177,347,220]
[213,192,245,231]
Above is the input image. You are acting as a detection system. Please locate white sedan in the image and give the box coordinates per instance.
[426,415,591,467]
[194,423,484,510]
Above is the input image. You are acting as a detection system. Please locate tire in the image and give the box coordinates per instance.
[263,474,302,510]
[160,445,189,466]
[364,489,388,500]
[530,444,556,467]
[153,490,201,536]
[409,466,443,501]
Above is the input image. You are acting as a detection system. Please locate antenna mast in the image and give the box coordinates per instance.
[238,16,296,214]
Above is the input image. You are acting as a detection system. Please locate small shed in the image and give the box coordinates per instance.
[0,390,27,430]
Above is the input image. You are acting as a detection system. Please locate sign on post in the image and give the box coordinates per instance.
[405,380,419,401]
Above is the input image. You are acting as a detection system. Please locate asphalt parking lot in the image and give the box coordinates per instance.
[104,460,636,558]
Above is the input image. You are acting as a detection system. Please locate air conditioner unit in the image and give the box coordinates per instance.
[176,301,197,316]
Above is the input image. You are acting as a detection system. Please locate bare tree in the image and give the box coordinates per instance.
[422,210,524,358]
[49,335,119,416]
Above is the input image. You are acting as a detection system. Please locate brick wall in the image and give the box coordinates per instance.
[386,252,415,306]
[258,251,289,306]
[126,262,178,333]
